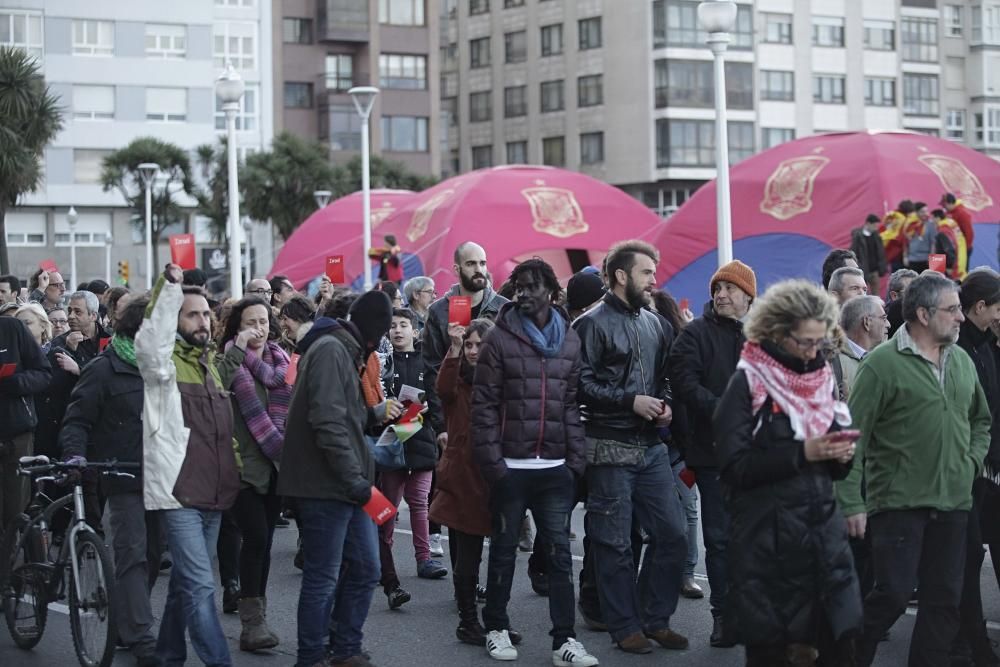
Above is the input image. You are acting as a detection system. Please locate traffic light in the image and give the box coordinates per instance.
[117,260,129,286]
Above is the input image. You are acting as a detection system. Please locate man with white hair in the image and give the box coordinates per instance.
[828,267,869,306]
[838,295,889,399]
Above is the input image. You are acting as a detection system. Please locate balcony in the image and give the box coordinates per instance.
[316,0,370,43]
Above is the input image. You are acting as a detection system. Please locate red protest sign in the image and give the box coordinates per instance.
[169,234,196,270]
[39,259,59,273]
[325,255,345,284]
[285,353,300,386]
[448,296,472,326]
[928,254,947,274]
[363,486,397,525]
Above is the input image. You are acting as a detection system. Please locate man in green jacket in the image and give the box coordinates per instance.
[836,272,991,666]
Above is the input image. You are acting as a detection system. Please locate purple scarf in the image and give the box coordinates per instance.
[226,340,291,461]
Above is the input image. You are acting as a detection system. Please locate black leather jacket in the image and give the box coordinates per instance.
[572,293,671,445]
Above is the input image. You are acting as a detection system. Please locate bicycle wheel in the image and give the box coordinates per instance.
[0,520,48,649]
[68,531,116,667]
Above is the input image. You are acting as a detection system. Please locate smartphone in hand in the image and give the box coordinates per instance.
[829,429,861,442]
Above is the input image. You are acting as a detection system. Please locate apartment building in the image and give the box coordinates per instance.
[272,0,441,177]
[441,0,999,217]
[1,0,274,288]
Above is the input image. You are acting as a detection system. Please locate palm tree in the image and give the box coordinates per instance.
[0,46,64,273]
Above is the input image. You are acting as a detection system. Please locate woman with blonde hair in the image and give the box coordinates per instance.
[713,279,862,666]
[15,303,52,347]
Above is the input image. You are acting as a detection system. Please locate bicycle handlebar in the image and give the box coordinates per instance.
[17,456,141,478]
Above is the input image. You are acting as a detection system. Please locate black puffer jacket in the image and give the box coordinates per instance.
[572,293,670,446]
[713,344,861,646]
[384,349,438,472]
[669,301,745,467]
[472,303,586,483]
[958,318,1000,470]
[0,317,51,441]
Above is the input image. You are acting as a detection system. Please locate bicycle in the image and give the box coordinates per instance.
[0,455,139,667]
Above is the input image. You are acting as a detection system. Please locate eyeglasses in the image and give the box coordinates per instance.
[417,289,436,296]
[49,318,68,326]
[929,304,962,315]
[248,289,273,297]
[786,333,832,351]
[49,282,65,290]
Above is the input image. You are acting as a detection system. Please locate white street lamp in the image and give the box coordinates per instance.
[67,206,78,290]
[698,0,738,268]
[137,162,160,289]
[105,232,114,286]
[314,190,332,209]
[216,62,246,300]
[349,86,379,291]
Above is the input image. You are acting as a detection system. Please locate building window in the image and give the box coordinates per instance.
[215,0,255,6]
[55,212,111,247]
[654,59,753,110]
[213,22,255,69]
[946,108,966,140]
[541,24,563,56]
[504,30,526,63]
[901,17,938,62]
[379,0,426,26]
[506,140,527,164]
[653,0,751,50]
[442,96,457,126]
[379,54,426,89]
[762,13,792,44]
[762,128,795,149]
[813,75,846,104]
[72,19,114,56]
[812,16,845,47]
[73,85,115,120]
[470,37,490,68]
[863,19,895,50]
[578,17,602,49]
[903,73,939,116]
[971,5,1000,43]
[540,79,564,112]
[469,91,491,122]
[987,107,1000,145]
[145,24,186,59]
[656,119,754,167]
[471,145,492,169]
[504,85,527,117]
[946,56,966,89]
[864,77,896,107]
[577,74,603,108]
[215,86,257,130]
[326,54,354,91]
[470,0,489,16]
[580,132,604,165]
[73,149,112,184]
[542,136,565,167]
[327,104,362,150]
[760,70,794,102]
[5,212,46,247]
[146,87,187,122]
[0,11,43,59]
[945,5,963,37]
[381,116,429,151]
[284,82,313,109]
[504,0,525,7]
[282,18,312,44]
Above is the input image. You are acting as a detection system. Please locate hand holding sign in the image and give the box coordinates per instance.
[326,256,345,284]
[169,234,196,270]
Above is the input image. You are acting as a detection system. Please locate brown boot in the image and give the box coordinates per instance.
[617,631,653,654]
[238,597,279,651]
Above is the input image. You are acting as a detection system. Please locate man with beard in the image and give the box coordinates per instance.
[668,259,756,647]
[29,268,67,311]
[136,264,256,666]
[838,272,991,666]
[574,240,689,655]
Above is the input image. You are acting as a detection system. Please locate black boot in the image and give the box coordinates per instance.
[971,621,1000,666]
[711,615,736,648]
[455,576,486,646]
[222,581,240,614]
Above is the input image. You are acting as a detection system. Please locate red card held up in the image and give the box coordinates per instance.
[325,255,345,284]
[0,363,16,379]
[679,298,690,312]
[928,254,947,274]
[363,486,397,526]
[285,353,300,386]
[398,401,424,424]
[39,259,59,273]
[448,296,472,326]
[169,234,196,270]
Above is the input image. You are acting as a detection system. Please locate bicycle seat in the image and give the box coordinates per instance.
[19,455,50,466]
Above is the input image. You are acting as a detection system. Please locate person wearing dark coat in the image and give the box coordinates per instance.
[714,279,861,666]
[850,214,889,297]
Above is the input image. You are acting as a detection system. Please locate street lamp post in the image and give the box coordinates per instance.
[67,206,78,290]
[313,190,332,209]
[216,63,246,300]
[348,86,379,291]
[105,233,114,285]
[242,217,252,285]
[699,0,738,268]
[137,163,160,289]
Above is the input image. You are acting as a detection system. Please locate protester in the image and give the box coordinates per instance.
[0,315,51,529]
[942,192,975,257]
[14,303,52,348]
[669,259,756,648]
[851,214,888,297]
[46,306,70,342]
[279,290,399,667]
[59,295,160,667]
[472,258,597,666]
[885,268,919,337]
[29,268,66,310]
[932,208,969,280]
[837,272,991,666]
[369,234,404,284]
[269,275,295,309]
[828,266,869,305]
[565,270,607,320]
[838,296,888,400]
[881,200,916,272]
[904,202,936,273]
[0,273,20,305]
[104,286,131,332]
[402,276,436,332]
[577,241,689,654]
[136,264,250,667]
[246,278,274,302]
[278,294,315,352]
[221,296,291,652]
[821,249,859,291]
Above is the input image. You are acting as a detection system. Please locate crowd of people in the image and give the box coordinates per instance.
[0,188,998,667]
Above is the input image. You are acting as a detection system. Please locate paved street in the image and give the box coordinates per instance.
[3,501,998,666]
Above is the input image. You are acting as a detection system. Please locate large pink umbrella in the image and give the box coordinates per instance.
[375,166,663,285]
[268,189,415,288]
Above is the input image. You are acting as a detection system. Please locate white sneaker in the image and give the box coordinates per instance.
[429,533,444,557]
[553,639,599,666]
[486,630,518,661]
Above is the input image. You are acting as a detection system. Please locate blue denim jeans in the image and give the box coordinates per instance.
[295,498,380,667]
[692,466,730,617]
[669,450,699,577]
[155,508,231,667]
[585,443,687,642]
